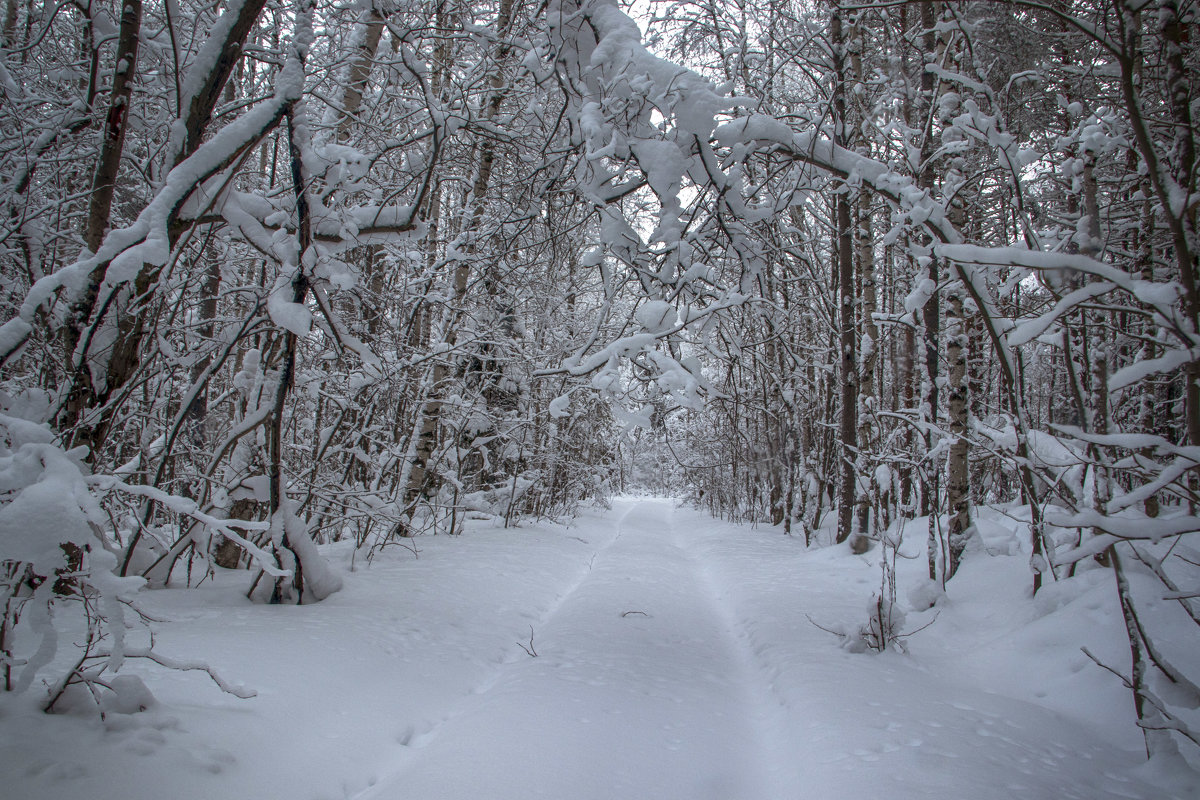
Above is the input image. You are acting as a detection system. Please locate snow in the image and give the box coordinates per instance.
[0,419,102,570]
[0,450,95,567]
[903,277,937,314]
[267,275,314,337]
[175,0,253,123]
[1,499,1191,800]
[634,299,677,333]
[933,243,1190,342]
[548,393,572,418]
[0,317,31,362]
[275,497,343,602]
[1110,346,1200,391]
[632,138,687,202]
[1006,282,1113,347]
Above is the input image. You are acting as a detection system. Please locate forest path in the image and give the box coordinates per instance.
[2,499,1183,800]
[356,498,784,800]
[354,498,1176,800]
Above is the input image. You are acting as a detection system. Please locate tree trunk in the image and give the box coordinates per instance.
[944,287,971,580]
[831,6,858,548]
[849,8,874,554]
[918,0,941,521]
[336,3,386,143]
[83,0,141,254]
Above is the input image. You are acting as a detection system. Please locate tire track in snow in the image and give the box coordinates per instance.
[419,504,631,707]
[671,506,804,796]
[349,502,631,799]
[355,498,779,800]
[668,505,1183,800]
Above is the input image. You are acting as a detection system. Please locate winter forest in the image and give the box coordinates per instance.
[1,0,1199,796]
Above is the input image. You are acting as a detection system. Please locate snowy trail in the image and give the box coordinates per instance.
[681,504,1173,800]
[358,498,780,800]
[2,498,1188,800]
[354,498,1179,800]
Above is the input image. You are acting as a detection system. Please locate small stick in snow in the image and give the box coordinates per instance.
[1081,646,1132,687]
[620,610,649,618]
[516,626,538,658]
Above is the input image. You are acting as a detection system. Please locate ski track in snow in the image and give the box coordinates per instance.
[1,499,1189,800]
[356,498,781,800]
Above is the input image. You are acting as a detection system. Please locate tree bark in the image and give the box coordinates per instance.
[83,0,141,254]
[831,6,859,549]
[337,3,386,143]
[849,7,874,554]
[944,287,970,580]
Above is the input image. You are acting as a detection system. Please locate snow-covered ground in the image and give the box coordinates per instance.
[1,497,1194,799]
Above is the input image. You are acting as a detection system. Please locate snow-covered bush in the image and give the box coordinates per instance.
[0,409,253,714]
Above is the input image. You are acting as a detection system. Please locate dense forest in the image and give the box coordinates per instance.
[0,0,1197,764]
